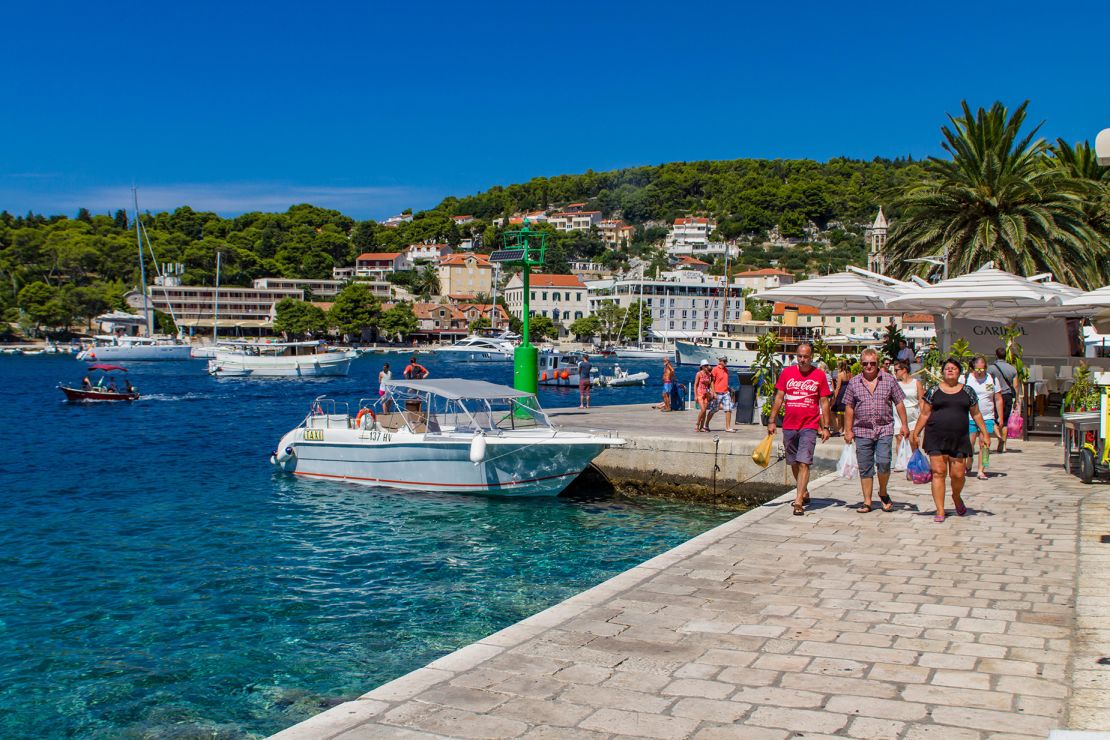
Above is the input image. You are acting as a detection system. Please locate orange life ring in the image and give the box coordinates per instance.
[540,372,547,381]
[355,408,376,428]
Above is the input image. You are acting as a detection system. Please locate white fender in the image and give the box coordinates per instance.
[469,434,487,464]
[275,445,295,463]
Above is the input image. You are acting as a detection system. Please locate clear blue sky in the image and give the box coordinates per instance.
[1,0,1105,220]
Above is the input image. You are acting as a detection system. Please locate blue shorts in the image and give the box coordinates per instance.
[783,428,817,465]
[969,419,995,435]
[663,382,674,393]
[854,435,893,478]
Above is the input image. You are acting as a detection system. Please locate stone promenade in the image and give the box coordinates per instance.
[274,439,1110,740]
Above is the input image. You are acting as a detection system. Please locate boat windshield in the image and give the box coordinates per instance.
[381,386,551,435]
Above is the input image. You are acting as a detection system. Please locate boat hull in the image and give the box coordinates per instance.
[60,386,139,402]
[614,348,673,360]
[674,340,757,367]
[274,428,615,497]
[208,354,353,377]
[433,350,513,362]
[77,344,193,361]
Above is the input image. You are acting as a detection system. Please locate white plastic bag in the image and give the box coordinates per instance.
[837,443,858,479]
[893,438,912,472]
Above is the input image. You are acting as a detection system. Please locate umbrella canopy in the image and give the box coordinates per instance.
[886,268,1080,315]
[753,270,918,315]
[87,364,127,372]
[1063,285,1110,309]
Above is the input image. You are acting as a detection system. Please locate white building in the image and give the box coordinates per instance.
[451,215,475,225]
[381,213,413,227]
[403,242,453,270]
[548,210,602,232]
[253,277,346,298]
[587,270,745,340]
[503,273,589,335]
[664,216,738,259]
[731,268,794,293]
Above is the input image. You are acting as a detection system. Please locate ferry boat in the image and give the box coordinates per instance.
[432,334,515,362]
[270,379,624,496]
[207,340,356,377]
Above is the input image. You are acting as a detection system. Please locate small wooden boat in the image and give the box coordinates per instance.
[60,363,139,402]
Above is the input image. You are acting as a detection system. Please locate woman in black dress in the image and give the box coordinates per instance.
[910,358,990,522]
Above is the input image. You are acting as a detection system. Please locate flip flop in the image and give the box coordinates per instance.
[934,514,945,523]
[977,473,989,481]
[856,504,873,513]
[954,500,968,516]
[792,502,805,516]
[878,493,893,512]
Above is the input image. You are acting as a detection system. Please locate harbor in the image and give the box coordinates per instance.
[274,435,1110,739]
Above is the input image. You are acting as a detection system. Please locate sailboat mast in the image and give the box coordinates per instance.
[638,268,644,346]
[720,245,730,329]
[133,188,152,336]
[213,251,221,344]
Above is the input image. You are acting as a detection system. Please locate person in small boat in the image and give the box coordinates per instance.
[107,380,118,393]
[403,357,429,380]
[82,376,92,390]
[124,380,134,394]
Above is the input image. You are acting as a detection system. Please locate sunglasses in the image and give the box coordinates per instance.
[861,361,878,367]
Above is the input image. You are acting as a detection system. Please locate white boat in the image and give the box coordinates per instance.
[432,334,515,362]
[77,335,193,361]
[208,340,356,377]
[538,351,591,386]
[614,344,673,360]
[675,336,758,367]
[593,365,649,387]
[190,344,219,359]
[270,379,624,496]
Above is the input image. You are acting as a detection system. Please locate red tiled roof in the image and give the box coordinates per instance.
[902,313,935,324]
[438,253,491,266]
[451,215,473,220]
[772,302,820,316]
[522,274,585,289]
[674,217,711,225]
[678,256,710,265]
[356,252,402,262]
[735,268,793,277]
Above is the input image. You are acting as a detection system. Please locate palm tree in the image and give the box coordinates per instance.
[1049,138,1110,285]
[414,263,440,299]
[887,101,1105,289]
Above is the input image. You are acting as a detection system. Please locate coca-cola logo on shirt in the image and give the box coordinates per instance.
[786,378,820,394]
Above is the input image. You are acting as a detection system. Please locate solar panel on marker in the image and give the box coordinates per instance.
[489,249,526,263]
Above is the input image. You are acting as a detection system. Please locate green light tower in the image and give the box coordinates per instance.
[489,221,547,396]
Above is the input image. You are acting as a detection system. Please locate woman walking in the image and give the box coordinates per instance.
[893,360,923,450]
[831,359,851,434]
[694,360,714,432]
[911,358,990,522]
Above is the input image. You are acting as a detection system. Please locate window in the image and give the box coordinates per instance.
[836,317,842,324]
[542,292,548,301]
[530,291,535,300]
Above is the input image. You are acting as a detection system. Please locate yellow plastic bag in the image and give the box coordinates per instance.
[752,433,774,468]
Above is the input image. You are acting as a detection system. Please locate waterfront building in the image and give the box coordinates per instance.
[403,242,453,270]
[252,277,346,298]
[598,219,634,248]
[126,283,304,333]
[436,253,493,297]
[866,207,889,274]
[355,252,406,278]
[503,273,588,335]
[548,210,602,232]
[586,270,744,339]
[772,301,908,340]
[901,313,937,344]
[731,268,794,292]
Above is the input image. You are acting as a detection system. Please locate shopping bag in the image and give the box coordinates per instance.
[1007,409,1024,439]
[893,439,912,472]
[751,433,774,468]
[905,449,932,484]
[837,443,858,479]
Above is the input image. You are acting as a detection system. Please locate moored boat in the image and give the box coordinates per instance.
[271,379,624,496]
[208,340,356,377]
[77,335,193,361]
[538,350,591,386]
[432,334,515,362]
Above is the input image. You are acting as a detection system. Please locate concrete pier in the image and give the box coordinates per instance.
[273,436,1110,739]
[549,404,843,506]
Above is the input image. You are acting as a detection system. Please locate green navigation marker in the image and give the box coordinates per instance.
[489,221,547,399]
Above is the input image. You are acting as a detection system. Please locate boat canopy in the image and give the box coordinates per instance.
[87,364,127,372]
[382,379,534,400]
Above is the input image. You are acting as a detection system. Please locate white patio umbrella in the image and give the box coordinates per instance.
[886,268,1083,350]
[753,267,918,315]
[1064,285,1110,332]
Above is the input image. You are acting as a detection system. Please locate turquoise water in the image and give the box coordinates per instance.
[0,354,731,738]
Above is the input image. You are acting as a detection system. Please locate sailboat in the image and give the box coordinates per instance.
[77,189,193,361]
[616,268,672,359]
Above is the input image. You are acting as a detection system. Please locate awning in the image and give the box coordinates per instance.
[178,318,272,328]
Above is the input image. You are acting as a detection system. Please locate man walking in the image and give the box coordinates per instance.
[989,347,1018,452]
[705,357,735,432]
[843,348,909,513]
[768,342,831,515]
[896,339,914,365]
[658,358,676,412]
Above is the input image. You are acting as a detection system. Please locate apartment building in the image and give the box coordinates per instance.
[503,273,589,334]
[355,252,406,278]
[436,253,493,297]
[732,268,794,293]
[587,270,745,339]
[252,277,346,298]
[129,283,304,331]
[772,302,908,339]
[548,210,602,232]
[598,219,634,248]
[403,242,453,269]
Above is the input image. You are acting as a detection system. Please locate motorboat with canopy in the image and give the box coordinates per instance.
[271,378,624,496]
[208,340,356,377]
[59,364,140,401]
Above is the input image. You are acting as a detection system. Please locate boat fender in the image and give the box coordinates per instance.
[469,433,487,464]
[275,446,295,463]
[560,370,569,380]
[269,453,278,466]
[355,408,376,429]
[540,372,547,381]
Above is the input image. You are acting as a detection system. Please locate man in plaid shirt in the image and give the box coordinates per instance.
[843,348,910,513]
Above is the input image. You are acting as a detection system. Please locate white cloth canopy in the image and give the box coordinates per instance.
[1065,285,1110,332]
[753,269,916,315]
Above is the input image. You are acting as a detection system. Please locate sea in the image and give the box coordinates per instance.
[0,351,734,738]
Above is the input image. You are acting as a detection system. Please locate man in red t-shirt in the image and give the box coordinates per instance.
[704,357,736,432]
[768,342,831,516]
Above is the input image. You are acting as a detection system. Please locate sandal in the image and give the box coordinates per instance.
[977,472,989,481]
[856,504,873,513]
[954,499,968,516]
[792,501,805,516]
[934,514,946,523]
[878,493,893,512]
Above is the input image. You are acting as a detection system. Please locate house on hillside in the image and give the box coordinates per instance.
[732,268,794,292]
[548,210,602,232]
[436,253,493,297]
[598,219,634,249]
[355,252,406,278]
[404,243,453,270]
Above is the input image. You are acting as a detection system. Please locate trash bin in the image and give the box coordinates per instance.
[734,370,757,425]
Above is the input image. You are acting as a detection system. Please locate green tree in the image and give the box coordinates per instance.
[17,281,58,331]
[327,283,381,339]
[469,317,491,332]
[887,101,1105,289]
[620,300,654,341]
[273,298,327,338]
[593,300,626,342]
[569,314,601,339]
[154,308,177,336]
[414,263,440,298]
[528,314,558,341]
[377,302,419,341]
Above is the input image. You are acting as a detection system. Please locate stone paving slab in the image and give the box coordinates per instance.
[273,439,1110,739]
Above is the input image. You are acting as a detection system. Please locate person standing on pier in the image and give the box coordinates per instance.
[577,354,592,409]
[705,357,736,432]
[767,342,832,515]
[842,348,909,513]
[658,358,676,412]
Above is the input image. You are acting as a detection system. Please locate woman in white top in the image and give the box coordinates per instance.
[893,360,923,449]
[378,363,392,412]
[962,355,1003,480]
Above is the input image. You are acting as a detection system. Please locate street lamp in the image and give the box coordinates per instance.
[489,220,547,397]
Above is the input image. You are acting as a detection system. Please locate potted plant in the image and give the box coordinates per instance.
[753,330,784,426]
[1064,363,1101,412]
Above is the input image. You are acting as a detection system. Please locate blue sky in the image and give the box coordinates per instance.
[1,0,1105,220]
